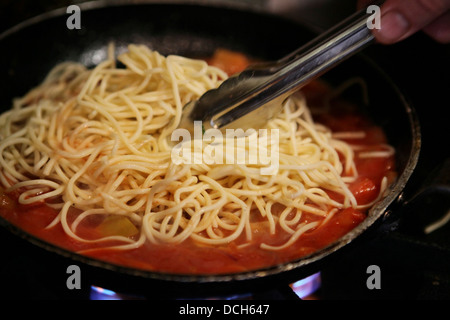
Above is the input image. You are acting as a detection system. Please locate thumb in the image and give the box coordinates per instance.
[374,0,450,44]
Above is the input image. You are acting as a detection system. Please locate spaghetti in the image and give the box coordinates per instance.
[0,44,393,260]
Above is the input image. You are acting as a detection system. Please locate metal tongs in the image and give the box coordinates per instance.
[178,8,376,133]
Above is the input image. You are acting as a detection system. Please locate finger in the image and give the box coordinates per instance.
[374,0,450,44]
[423,10,450,43]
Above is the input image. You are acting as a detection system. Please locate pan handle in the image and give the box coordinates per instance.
[381,157,450,235]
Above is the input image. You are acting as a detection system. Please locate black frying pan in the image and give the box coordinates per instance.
[0,0,421,298]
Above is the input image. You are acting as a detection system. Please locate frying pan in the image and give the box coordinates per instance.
[0,0,421,298]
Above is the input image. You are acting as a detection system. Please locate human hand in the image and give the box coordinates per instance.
[358,0,450,44]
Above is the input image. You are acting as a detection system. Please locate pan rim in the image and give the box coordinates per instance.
[0,0,421,288]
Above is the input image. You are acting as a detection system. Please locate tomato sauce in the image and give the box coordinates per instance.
[0,50,396,275]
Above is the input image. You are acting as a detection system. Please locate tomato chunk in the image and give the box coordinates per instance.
[207,49,250,76]
[349,177,378,205]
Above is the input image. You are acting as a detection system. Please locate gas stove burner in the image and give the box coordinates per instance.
[90,285,146,300]
[88,272,322,300]
[290,273,322,299]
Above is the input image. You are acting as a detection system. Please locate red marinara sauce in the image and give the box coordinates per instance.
[0,49,396,275]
